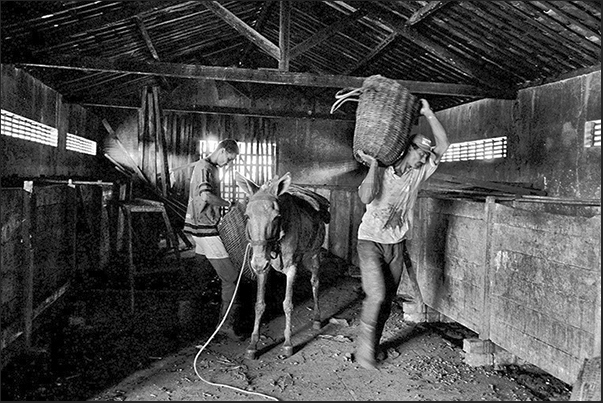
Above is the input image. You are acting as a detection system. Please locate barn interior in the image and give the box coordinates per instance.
[1,1,600,401]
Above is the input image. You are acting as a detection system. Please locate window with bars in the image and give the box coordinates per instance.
[200,139,277,203]
[1,109,58,147]
[441,136,507,162]
[66,133,97,155]
[584,119,601,148]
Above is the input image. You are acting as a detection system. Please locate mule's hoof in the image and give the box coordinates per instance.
[245,349,257,360]
[282,345,293,357]
[312,320,322,330]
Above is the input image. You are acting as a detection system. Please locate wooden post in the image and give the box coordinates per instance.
[121,205,136,314]
[68,180,77,277]
[21,181,35,349]
[480,196,496,340]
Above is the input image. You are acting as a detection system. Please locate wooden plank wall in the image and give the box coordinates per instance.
[410,196,601,385]
[1,182,107,368]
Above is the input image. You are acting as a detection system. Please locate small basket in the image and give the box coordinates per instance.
[217,201,255,280]
[331,75,421,166]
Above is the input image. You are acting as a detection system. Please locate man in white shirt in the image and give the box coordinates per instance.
[354,99,450,369]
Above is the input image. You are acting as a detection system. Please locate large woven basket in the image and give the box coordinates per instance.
[217,201,255,280]
[331,75,421,166]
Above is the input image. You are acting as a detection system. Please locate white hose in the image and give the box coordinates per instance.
[192,243,279,401]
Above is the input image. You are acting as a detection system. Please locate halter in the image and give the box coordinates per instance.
[245,193,282,258]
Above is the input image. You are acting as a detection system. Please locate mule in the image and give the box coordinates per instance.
[235,172,330,359]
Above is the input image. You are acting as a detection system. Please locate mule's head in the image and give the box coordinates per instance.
[235,172,291,273]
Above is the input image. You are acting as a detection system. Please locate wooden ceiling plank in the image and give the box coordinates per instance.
[289,8,368,60]
[343,32,398,75]
[406,1,448,26]
[361,3,515,90]
[201,1,280,61]
[507,2,599,58]
[486,2,589,68]
[17,55,517,99]
[442,5,560,78]
[25,1,175,55]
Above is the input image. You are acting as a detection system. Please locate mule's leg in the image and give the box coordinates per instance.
[282,264,297,357]
[246,271,267,360]
[309,252,322,329]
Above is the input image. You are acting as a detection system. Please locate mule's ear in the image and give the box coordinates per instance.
[274,172,291,197]
[234,171,259,196]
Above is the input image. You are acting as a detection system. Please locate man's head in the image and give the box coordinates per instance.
[406,134,433,169]
[213,139,240,167]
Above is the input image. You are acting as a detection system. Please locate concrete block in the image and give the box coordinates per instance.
[402,301,426,314]
[463,338,495,354]
[464,352,494,367]
[403,312,426,323]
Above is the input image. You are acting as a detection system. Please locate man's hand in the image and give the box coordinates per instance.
[419,99,433,117]
[357,150,378,166]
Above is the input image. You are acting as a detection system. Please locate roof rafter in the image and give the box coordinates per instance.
[16,55,518,99]
[202,1,280,61]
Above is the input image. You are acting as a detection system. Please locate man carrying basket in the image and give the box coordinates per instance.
[354,99,450,370]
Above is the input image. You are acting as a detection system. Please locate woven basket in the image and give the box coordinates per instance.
[331,75,421,166]
[217,201,255,280]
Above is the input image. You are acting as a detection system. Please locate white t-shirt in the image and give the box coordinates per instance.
[357,160,438,244]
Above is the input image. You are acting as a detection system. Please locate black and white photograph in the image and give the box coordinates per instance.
[1,1,600,401]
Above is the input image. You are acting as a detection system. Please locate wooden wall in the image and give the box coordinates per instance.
[406,197,601,385]
[1,65,108,179]
[1,65,112,367]
[430,71,601,200]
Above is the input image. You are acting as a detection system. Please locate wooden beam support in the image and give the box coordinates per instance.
[202,1,280,61]
[84,101,356,121]
[17,56,518,98]
[239,1,276,67]
[133,16,171,90]
[279,1,291,71]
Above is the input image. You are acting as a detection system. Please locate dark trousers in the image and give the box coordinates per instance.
[357,239,407,340]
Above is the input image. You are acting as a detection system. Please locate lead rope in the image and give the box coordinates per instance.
[193,243,279,401]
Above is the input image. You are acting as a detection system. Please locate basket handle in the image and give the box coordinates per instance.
[330,87,362,114]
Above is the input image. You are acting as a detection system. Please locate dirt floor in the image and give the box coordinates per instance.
[1,250,573,401]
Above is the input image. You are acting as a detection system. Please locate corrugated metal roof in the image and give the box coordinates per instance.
[1,1,600,112]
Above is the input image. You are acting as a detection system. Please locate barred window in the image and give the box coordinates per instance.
[584,119,601,148]
[1,109,58,147]
[66,133,97,155]
[200,140,277,202]
[441,136,507,162]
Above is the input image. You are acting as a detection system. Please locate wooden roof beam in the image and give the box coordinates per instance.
[239,1,276,67]
[16,56,518,99]
[202,1,280,61]
[133,15,171,91]
[279,1,291,71]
